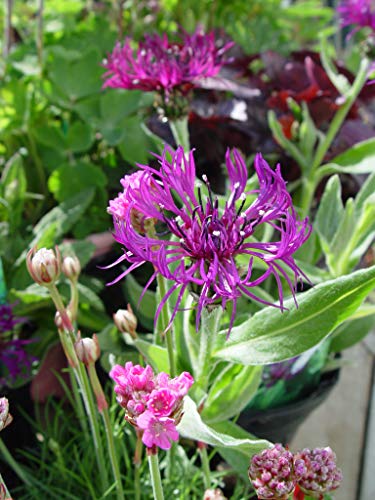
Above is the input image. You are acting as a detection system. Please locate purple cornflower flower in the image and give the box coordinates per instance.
[107,146,311,332]
[110,362,193,450]
[294,447,343,496]
[103,27,233,97]
[248,444,296,499]
[338,0,375,33]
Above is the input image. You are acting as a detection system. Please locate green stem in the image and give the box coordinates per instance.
[86,362,124,500]
[147,451,165,500]
[134,435,143,500]
[156,274,176,377]
[312,58,370,171]
[101,408,124,500]
[299,57,371,218]
[0,438,31,486]
[196,307,223,392]
[169,117,190,151]
[199,445,211,490]
[48,285,109,490]
[69,368,89,437]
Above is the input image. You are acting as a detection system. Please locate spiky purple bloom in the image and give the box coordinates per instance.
[110,362,193,450]
[338,0,375,33]
[102,27,233,97]
[294,447,343,496]
[248,444,296,499]
[107,146,311,332]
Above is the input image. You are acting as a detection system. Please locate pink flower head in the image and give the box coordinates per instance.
[338,0,375,33]
[110,363,194,449]
[249,444,295,499]
[103,27,233,97]
[294,447,343,496]
[137,411,179,450]
[107,171,151,220]
[147,388,177,416]
[107,145,311,334]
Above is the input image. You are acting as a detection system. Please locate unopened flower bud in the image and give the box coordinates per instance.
[27,246,61,285]
[113,305,137,337]
[62,255,81,281]
[74,334,100,366]
[0,398,13,432]
[249,444,295,499]
[294,447,342,497]
[54,309,74,332]
[203,488,227,500]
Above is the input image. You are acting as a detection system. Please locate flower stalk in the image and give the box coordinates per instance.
[147,450,165,500]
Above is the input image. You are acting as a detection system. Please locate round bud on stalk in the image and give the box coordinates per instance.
[248,444,295,499]
[294,447,343,497]
[62,255,81,282]
[74,334,100,366]
[113,305,137,337]
[27,246,61,286]
[55,309,74,332]
[0,397,13,432]
[203,488,227,500]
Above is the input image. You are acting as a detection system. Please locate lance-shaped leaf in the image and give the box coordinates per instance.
[213,266,375,365]
[178,396,270,459]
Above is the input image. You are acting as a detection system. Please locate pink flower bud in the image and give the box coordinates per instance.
[294,447,343,497]
[113,305,137,337]
[203,489,227,500]
[27,246,61,285]
[0,398,13,432]
[74,334,100,366]
[249,444,295,499]
[62,255,81,281]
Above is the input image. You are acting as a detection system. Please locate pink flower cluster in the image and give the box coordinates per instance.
[110,362,194,450]
[249,444,342,499]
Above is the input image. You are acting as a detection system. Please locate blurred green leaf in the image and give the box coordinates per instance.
[202,364,262,423]
[122,273,156,331]
[48,162,106,202]
[330,314,375,353]
[319,138,375,179]
[66,122,94,153]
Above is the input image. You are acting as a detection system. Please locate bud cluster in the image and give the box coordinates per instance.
[249,444,342,499]
[294,447,343,497]
[110,362,193,450]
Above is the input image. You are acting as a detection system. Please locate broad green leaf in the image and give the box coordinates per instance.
[66,122,94,153]
[319,138,375,179]
[59,240,96,268]
[211,420,270,478]
[48,162,106,202]
[100,90,143,122]
[15,189,94,267]
[33,125,66,150]
[213,266,375,365]
[315,175,343,249]
[178,396,270,460]
[202,364,262,424]
[122,274,156,331]
[117,116,154,164]
[0,153,27,229]
[77,283,105,311]
[47,49,103,103]
[134,339,170,373]
[329,313,375,353]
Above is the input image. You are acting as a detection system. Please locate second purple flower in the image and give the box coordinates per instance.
[107,146,311,331]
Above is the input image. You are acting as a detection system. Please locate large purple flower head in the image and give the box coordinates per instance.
[107,146,311,333]
[103,28,233,117]
[338,0,375,33]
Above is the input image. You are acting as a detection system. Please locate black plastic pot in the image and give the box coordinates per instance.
[237,368,340,444]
